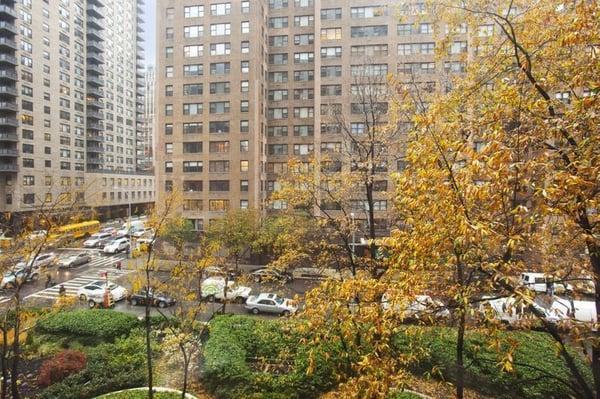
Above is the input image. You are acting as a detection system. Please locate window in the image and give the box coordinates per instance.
[269,0,288,9]
[321,65,342,78]
[294,15,314,27]
[165,27,174,40]
[320,28,341,40]
[268,108,288,120]
[210,23,231,36]
[321,84,342,96]
[294,52,314,64]
[165,66,174,78]
[294,34,314,45]
[23,175,34,186]
[293,144,314,155]
[240,140,249,152]
[321,47,342,58]
[240,160,249,172]
[321,8,341,20]
[183,200,203,211]
[294,125,313,136]
[268,71,288,82]
[165,143,173,154]
[183,103,203,115]
[209,141,230,153]
[351,6,388,18]
[210,3,231,15]
[209,160,230,172]
[351,64,388,76]
[241,21,250,33]
[450,41,468,54]
[184,122,203,134]
[183,180,203,192]
[183,142,202,153]
[268,89,289,101]
[295,0,313,6]
[210,43,231,55]
[209,200,229,212]
[165,104,173,116]
[294,70,314,81]
[210,81,231,94]
[241,61,249,73]
[241,1,250,13]
[294,107,314,118]
[210,101,230,114]
[210,62,230,75]
[419,23,434,34]
[241,81,249,92]
[269,17,288,28]
[269,35,288,47]
[164,161,173,173]
[183,161,203,172]
[268,126,288,137]
[321,142,342,153]
[183,83,203,95]
[269,53,288,65]
[184,25,204,38]
[184,64,203,76]
[184,45,203,57]
[184,6,204,18]
[322,123,342,134]
[351,25,388,37]
[241,41,249,53]
[210,121,230,133]
[165,47,173,57]
[294,88,314,100]
[240,180,249,192]
[240,101,249,112]
[268,144,288,155]
[351,44,388,57]
[209,180,230,192]
[23,194,35,205]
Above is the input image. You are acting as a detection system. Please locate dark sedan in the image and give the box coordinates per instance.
[128,289,176,308]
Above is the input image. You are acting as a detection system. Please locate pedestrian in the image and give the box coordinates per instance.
[45,273,52,288]
[115,261,122,270]
[58,284,66,296]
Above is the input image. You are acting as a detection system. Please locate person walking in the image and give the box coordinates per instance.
[58,284,66,296]
[45,273,52,288]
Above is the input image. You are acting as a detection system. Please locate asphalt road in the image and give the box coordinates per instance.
[0,247,316,320]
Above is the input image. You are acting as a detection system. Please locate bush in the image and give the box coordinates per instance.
[37,350,87,388]
[40,332,147,399]
[36,309,138,341]
[394,327,593,399]
[100,390,182,399]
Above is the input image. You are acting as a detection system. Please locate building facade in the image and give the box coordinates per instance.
[0,0,155,223]
[137,65,155,172]
[156,0,451,232]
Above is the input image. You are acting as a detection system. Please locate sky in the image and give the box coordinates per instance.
[142,0,156,67]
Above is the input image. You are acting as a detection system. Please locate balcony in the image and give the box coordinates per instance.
[87,87,103,98]
[87,16,103,30]
[0,54,16,66]
[0,101,17,112]
[87,144,104,153]
[0,117,17,127]
[86,134,104,143]
[0,5,17,19]
[0,70,16,81]
[87,110,104,120]
[87,4,104,18]
[0,38,16,50]
[87,28,103,41]
[87,75,103,87]
[87,158,103,166]
[89,0,104,6]
[87,40,104,52]
[86,99,103,109]
[86,64,104,75]
[0,163,17,172]
[87,52,104,64]
[87,122,104,131]
[0,21,16,35]
[0,86,17,96]
[0,132,17,141]
[0,148,17,157]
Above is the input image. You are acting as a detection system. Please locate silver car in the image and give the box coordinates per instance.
[58,252,91,268]
[245,293,298,316]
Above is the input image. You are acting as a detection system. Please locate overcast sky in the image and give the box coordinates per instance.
[143,0,156,67]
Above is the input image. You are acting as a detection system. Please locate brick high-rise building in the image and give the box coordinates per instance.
[156,1,447,233]
[0,0,155,223]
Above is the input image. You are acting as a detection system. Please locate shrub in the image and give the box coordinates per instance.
[40,332,147,399]
[100,390,182,399]
[36,309,138,341]
[394,327,593,399]
[37,350,87,388]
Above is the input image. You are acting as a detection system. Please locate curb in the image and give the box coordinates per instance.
[95,387,198,399]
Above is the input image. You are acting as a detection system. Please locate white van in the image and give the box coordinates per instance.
[117,220,145,237]
[520,272,572,294]
[201,277,251,303]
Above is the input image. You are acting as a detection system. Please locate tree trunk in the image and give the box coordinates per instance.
[10,294,20,399]
[145,274,154,399]
[456,307,466,399]
[587,241,600,399]
[365,181,377,261]
[180,344,189,399]
[1,324,8,399]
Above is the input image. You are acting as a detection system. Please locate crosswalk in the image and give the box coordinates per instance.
[24,253,132,301]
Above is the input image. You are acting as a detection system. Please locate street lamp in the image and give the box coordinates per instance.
[350,212,356,257]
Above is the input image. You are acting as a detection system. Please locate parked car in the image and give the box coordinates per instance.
[249,268,293,283]
[520,272,572,294]
[103,238,130,254]
[245,293,298,316]
[57,252,91,268]
[77,280,128,304]
[478,296,561,325]
[381,293,450,320]
[128,289,176,308]
[21,253,57,269]
[83,232,113,248]
[1,265,39,289]
[201,277,251,303]
[132,228,154,238]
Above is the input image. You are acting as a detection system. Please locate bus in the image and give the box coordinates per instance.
[50,220,100,241]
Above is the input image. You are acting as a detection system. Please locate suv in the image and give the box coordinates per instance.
[103,238,130,254]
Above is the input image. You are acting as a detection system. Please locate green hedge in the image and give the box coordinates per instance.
[99,391,182,399]
[36,309,139,341]
[394,327,593,399]
[202,316,593,399]
[40,332,147,399]
[202,315,341,399]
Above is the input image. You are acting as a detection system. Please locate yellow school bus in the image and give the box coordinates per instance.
[50,220,100,240]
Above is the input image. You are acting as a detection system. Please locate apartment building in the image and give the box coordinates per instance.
[156,0,457,233]
[0,0,155,223]
[137,65,155,172]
